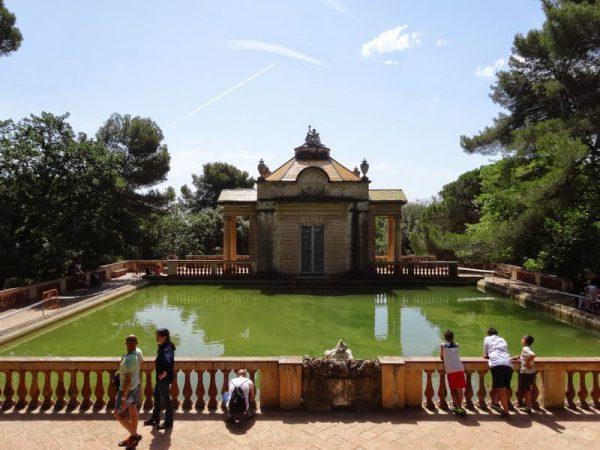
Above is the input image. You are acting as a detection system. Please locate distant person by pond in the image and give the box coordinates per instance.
[144,328,176,430]
[579,280,598,310]
[223,369,256,422]
[512,334,536,415]
[483,327,513,418]
[440,330,466,416]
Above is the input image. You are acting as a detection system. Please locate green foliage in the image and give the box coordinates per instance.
[0,0,22,57]
[181,162,255,211]
[427,0,600,278]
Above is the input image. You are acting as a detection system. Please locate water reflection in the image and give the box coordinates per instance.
[2,285,599,358]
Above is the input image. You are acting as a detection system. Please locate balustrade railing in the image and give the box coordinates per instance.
[374,261,458,279]
[398,357,600,410]
[174,260,255,278]
[3,357,599,413]
[0,357,279,412]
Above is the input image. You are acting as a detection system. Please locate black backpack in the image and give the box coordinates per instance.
[228,381,248,414]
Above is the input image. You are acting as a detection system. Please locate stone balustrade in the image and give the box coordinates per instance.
[374,261,458,279]
[170,260,256,278]
[1,356,598,413]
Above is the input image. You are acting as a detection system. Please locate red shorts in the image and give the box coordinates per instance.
[447,371,466,390]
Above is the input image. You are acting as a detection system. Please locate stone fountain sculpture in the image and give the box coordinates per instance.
[323,338,354,360]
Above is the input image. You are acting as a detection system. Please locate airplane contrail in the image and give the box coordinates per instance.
[168,62,277,128]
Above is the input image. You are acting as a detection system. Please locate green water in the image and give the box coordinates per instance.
[1,285,599,358]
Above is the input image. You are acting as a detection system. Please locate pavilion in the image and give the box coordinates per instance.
[217,127,407,276]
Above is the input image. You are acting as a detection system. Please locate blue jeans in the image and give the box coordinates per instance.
[151,381,173,425]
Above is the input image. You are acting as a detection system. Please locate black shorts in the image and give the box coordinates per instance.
[519,373,536,391]
[490,365,513,389]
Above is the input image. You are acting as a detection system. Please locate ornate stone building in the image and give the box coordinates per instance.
[218,128,407,276]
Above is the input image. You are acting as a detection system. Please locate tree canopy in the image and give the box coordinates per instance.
[0,0,22,57]
[419,0,600,278]
[181,162,255,212]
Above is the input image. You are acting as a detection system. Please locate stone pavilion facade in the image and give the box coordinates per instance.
[217,128,407,276]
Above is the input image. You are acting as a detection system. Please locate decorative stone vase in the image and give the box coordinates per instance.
[360,159,369,178]
[257,159,270,178]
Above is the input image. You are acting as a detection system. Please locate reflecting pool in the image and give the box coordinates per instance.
[1,285,599,358]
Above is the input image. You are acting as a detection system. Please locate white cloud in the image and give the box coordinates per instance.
[383,59,399,66]
[475,58,505,78]
[319,0,350,15]
[225,39,328,67]
[361,25,422,57]
[435,38,449,47]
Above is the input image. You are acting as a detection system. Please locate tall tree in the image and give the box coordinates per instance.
[456,0,600,276]
[0,0,22,57]
[181,162,255,212]
[0,113,125,286]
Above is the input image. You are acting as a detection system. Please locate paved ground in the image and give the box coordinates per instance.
[1,408,599,449]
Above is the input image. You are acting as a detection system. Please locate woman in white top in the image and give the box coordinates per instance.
[483,327,513,417]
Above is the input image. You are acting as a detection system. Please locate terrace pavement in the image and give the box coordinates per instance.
[0,408,599,449]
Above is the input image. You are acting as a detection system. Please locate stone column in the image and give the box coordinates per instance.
[256,201,276,273]
[394,214,402,261]
[386,216,395,262]
[248,215,258,262]
[222,216,231,261]
[229,216,237,261]
[379,357,406,409]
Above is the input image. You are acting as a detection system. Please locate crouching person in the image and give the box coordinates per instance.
[223,369,256,422]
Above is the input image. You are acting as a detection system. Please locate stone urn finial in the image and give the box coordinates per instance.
[257,158,270,178]
[352,166,360,177]
[360,159,369,178]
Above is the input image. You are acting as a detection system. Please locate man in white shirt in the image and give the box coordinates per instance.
[483,327,513,417]
[223,369,256,421]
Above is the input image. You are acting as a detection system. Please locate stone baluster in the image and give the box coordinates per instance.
[531,374,540,409]
[195,369,206,411]
[577,371,589,408]
[170,372,180,410]
[54,370,67,410]
[94,369,106,411]
[464,371,474,409]
[41,369,54,409]
[15,370,29,410]
[565,370,576,409]
[477,370,487,409]
[67,369,80,410]
[182,369,193,410]
[248,368,258,409]
[507,385,514,410]
[515,374,524,407]
[80,370,92,410]
[143,370,154,411]
[107,370,118,410]
[437,370,448,409]
[220,369,230,410]
[2,370,15,409]
[207,369,218,410]
[2,370,15,410]
[591,371,600,408]
[423,370,435,409]
[29,370,41,410]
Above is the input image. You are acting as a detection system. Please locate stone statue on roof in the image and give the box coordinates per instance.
[304,125,322,147]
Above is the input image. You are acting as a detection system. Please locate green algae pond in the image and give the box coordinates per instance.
[1,285,599,358]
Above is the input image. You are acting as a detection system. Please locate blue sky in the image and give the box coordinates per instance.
[0,0,545,200]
